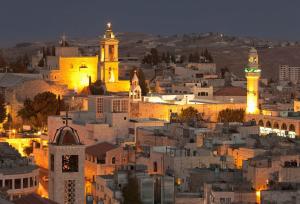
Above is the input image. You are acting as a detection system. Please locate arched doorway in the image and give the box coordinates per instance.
[273,122,279,129]
[289,124,295,132]
[258,120,264,127]
[281,123,287,130]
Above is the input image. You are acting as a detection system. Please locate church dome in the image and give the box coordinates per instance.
[52,126,81,146]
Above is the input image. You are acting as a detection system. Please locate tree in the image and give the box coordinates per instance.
[217,108,245,123]
[0,94,6,124]
[18,92,63,129]
[23,144,33,156]
[122,176,142,204]
[178,107,203,125]
[89,80,105,95]
[130,68,149,96]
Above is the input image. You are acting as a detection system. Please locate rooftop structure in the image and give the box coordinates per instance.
[0,142,39,201]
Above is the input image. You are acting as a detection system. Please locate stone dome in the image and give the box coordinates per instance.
[52,126,81,146]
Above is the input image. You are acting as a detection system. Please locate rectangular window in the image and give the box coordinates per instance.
[30,177,33,187]
[23,178,28,188]
[35,176,38,186]
[50,154,54,171]
[96,98,104,114]
[62,155,79,173]
[14,179,21,189]
[5,179,12,189]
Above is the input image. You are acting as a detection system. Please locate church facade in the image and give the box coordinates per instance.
[49,23,130,93]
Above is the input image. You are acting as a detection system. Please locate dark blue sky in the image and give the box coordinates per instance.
[1,0,300,47]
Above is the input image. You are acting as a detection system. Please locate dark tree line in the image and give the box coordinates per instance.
[142,48,176,65]
[188,48,214,63]
[0,50,30,73]
[217,108,245,123]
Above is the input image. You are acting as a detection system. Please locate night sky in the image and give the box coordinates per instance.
[1,0,300,47]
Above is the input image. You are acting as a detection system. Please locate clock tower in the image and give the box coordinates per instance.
[245,47,261,114]
[48,117,85,204]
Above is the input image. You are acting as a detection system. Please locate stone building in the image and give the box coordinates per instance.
[48,123,85,204]
[0,142,39,201]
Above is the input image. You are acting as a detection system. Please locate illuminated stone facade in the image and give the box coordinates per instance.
[50,56,98,92]
[245,48,261,114]
[100,23,130,93]
[130,102,246,122]
[48,23,129,93]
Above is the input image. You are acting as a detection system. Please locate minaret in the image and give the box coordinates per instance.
[100,22,119,84]
[48,115,85,204]
[129,70,142,102]
[245,47,261,114]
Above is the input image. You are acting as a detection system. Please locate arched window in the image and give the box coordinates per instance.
[289,124,296,132]
[266,121,272,128]
[112,157,116,164]
[281,123,287,130]
[258,120,264,127]
[273,122,279,129]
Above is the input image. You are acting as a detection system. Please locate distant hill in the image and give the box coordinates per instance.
[2,32,300,79]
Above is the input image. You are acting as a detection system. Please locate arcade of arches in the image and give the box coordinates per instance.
[249,115,298,138]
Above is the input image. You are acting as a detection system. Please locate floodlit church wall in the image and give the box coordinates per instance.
[51,56,98,92]
[130,102,246,122]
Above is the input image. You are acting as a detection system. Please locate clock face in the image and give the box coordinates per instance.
[249,56,257,63]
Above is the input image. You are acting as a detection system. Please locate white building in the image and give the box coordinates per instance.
[48,95,130,145]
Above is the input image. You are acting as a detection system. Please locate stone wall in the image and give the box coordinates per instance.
[130,102,246,122]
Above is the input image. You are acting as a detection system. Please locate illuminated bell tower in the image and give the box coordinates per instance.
[129,70,142,102]
[245,47,261,114]
[100,22,119,83]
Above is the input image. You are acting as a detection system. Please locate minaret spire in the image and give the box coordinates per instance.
[245,47,261,114]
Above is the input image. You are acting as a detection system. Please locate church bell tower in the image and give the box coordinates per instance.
[100,22,119,84]
[48,116,85,204]
[245,47,261,114]
[129,70,142,102]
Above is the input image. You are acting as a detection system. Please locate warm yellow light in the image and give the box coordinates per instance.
[108,69,115,82]
[176,178,181,185]
[247,101,256,114]
[256,190,261,204]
